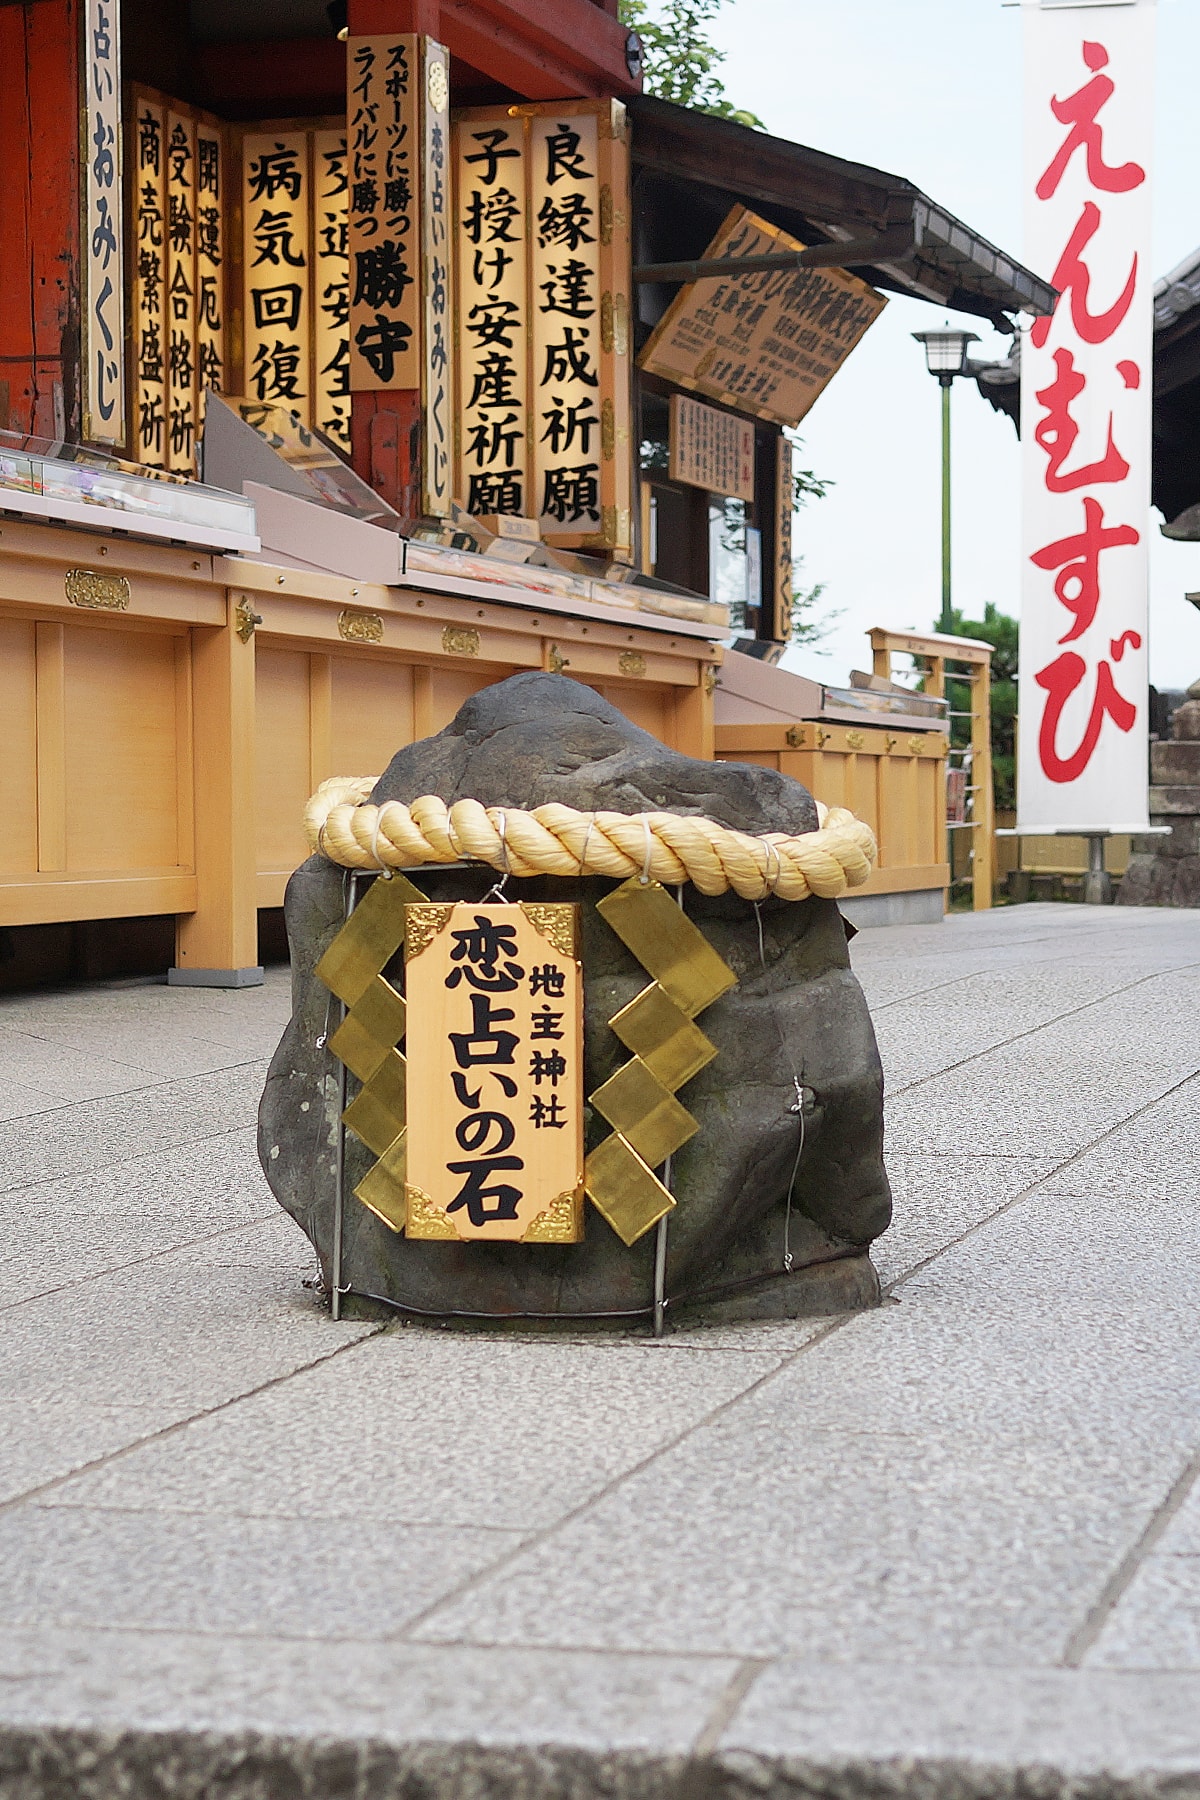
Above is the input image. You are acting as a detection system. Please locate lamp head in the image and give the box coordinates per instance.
[912,327,980,381]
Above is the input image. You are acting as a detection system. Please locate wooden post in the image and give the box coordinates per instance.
[672,666,715,762]
[971,662,995,911]
[172,604,261,986]
[867,625,995,914]
[34,622,67,873]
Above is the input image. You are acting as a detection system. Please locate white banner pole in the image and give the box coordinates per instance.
[1017,0,1155,837]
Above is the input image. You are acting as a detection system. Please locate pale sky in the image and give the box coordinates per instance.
[705,0,1200,691]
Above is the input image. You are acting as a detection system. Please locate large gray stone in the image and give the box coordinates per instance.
[1150,740,1200,784]
[258,674,889,1326]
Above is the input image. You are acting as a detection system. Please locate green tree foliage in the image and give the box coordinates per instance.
[942,601,1018,810]
[787,430,837,649]
[618,0,766,128]
[789,563,843,650]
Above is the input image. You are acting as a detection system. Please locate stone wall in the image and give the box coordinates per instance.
[1118,695,1200,907]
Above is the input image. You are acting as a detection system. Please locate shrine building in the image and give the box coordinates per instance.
[0,0,1051,984]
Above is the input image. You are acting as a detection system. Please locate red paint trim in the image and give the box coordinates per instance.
[347,0,639,100]
[350,389,423,519]
[0,0,81,438]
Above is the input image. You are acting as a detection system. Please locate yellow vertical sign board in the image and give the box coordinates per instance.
[165,111,198,471]
[129,87,225,471]
[242,131,312,426]
[455,111,529,518]
[130,93,167,467]
[404,903,584,1242]
[312,130,351,451]
[195,120,225,411]
[345,33,453,513]
[421,41,453,515]
[452,101,633,555]
[773,433,794,644]
[528,109,605,546]
[345,36,422,391]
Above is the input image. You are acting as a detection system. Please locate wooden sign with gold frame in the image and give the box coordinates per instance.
[403,902,584,1242]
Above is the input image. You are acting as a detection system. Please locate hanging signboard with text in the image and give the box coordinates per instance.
[1017,0,1155,834]
[639,206,886,429]
[82,0,126,444]
[669,394,755,501]
[345,34,453,514]
[452,100,633,555]
[404,903,584,1242]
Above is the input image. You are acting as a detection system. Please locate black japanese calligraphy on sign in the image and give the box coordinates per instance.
[165,111,197,468]
[83,0,126,442]
[243,131,310,422]
[132,96,166,464]
[452,101,632,550]
[313,129,351,449]
[455,116,528,518]
[405,904,584,1241]
[640,204,886,430]
[347,37,420,389]
[195,122,224,408]
[530,113,604,537]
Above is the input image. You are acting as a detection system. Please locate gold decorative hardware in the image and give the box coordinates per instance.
[602,292,621,353]
[521,1189,584,1243]
[704,665,719,696]
[426,56,448,114]
[908,736,926,755]
[234,597,263,642]
[885,735,898,753]
[618,650,646,677]
[601,397,615,460]
[614,292,629,355]
[785,725,807,749]
[520,903,577,958]
[599,184,613,246]
[441,624,480,656]
[405,1183,458,1240]
[338,607,384,644]
[815,727,830,748]
[403,904,455,960]
[65,569,129,612]
[548,643,570,674]
[846,730,866,751]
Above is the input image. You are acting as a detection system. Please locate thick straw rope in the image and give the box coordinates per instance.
[304,776,876,903]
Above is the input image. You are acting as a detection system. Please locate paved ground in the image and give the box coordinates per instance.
[2,901,1200,1799]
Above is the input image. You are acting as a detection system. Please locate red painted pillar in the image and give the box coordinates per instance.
[346,0,439,517]
[0,0,82,440]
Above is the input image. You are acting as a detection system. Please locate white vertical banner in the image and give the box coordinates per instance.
[1018,0,1155,833]
[82,0,126,443]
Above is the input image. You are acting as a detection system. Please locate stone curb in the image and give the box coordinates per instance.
[3,1729,1199,1800]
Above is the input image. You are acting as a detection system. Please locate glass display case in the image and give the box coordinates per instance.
[0,430,259,553]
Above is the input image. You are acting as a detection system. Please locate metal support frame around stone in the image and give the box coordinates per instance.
[317,866,737,1329]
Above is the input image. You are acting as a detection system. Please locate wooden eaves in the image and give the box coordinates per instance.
[628,95,1056,331]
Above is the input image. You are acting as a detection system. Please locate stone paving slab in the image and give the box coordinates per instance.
[1,906,1199,1799]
